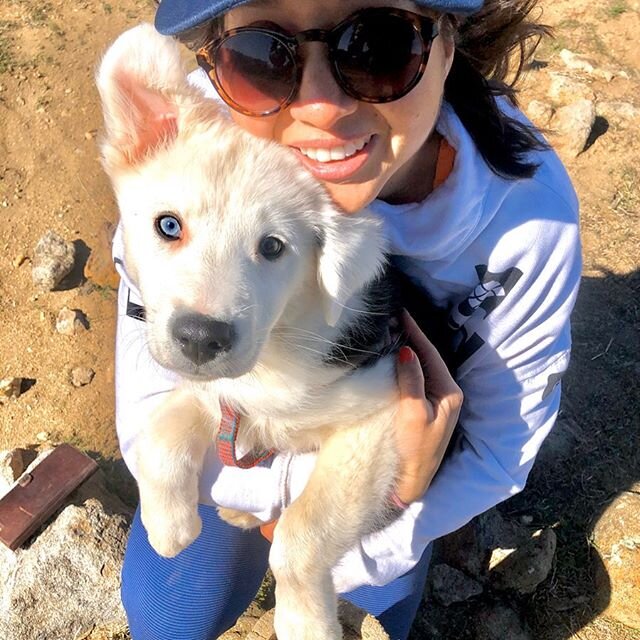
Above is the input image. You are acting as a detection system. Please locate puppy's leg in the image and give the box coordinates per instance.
[136,388,214,557]
[270,412,396,640]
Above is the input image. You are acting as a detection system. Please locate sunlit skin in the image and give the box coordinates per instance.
[225,0,455,214]
[218,0,463,506]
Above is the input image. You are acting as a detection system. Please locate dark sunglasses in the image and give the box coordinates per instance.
[196,7,439,117]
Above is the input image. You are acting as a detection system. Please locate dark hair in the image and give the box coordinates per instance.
[170,0,550,180]
[445,0,550,178]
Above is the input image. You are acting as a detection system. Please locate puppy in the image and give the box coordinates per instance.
[98,24,404,640]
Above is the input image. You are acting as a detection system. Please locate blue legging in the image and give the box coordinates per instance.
[122,504,432,640]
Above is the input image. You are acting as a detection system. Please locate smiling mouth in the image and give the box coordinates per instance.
[295,135,373,163]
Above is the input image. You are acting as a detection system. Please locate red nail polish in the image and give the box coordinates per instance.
[399,346,413,364]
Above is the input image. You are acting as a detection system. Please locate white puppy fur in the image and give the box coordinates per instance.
[98,24,402,640]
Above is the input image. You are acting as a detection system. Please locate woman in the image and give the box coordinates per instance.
[114,0,581,638]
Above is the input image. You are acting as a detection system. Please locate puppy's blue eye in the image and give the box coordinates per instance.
[259,235,285,260]
[156,214,182,241]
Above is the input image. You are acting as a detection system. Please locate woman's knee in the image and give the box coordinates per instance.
[121,504,270,639]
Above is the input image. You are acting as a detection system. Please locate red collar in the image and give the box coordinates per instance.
[217,400,274,468]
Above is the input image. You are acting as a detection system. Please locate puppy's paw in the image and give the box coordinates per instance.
[217,507,262,530]
[274,605,342,640]
[141,502,202,558]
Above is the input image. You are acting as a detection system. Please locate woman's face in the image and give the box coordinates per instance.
[223,0,454,213]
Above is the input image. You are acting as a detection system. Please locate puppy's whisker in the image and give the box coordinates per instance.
[273,327,384,358]
[236,303,257,315]
[327,300,389,316]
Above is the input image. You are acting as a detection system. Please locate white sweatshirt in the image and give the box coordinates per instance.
[113,72,581,593]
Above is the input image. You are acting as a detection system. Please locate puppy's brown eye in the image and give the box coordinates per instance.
[156,214,182,241]
[259,235,285,261]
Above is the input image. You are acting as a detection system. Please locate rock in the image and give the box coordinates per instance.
[35,431,50,442]
[547,72,595,104]
[223,602,390,639]
[71,366,95,387]
[0,447,132,640]
[0,449,36,497]
[592,486,640,629]
[559,49,596,74]
[12,253,27,268]
[85,222,119,290]
[558,49,628,81]
[430,563,483,606]
[550,100,596,157]
[31,230,76,291]
[436,519,486,579]
[475,603,532,640]
[56,306,88,335]
[0,498,129,640]
[489,528,557,594]
[437,510,556,595]
[559,49,615,82]
[0,377,22,402]
[596,101,640,129]
[526,100,554,128]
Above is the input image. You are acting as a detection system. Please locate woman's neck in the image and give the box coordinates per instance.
[379,131,442,206]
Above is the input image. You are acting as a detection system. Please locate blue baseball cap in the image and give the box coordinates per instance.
[155,0,484,36]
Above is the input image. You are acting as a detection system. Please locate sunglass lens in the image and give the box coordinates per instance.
[215,32,296,114]
[334,12,425,102]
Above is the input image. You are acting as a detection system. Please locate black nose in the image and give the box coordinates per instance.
[171,313,234,365]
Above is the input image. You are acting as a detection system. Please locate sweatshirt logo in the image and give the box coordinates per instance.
[449,265,522,367]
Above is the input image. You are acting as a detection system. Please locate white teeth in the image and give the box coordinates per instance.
[299,135,372,163]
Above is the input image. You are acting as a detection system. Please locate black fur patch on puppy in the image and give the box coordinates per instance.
[325,265,402,369]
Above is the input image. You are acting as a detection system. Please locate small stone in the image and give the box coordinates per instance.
[547,72,595,104]
[71,367,95,387]
[84,130,96,140]
[525,100,554,128]
[0,449,29,496]
[559,49,595,74]
[520,515,534,525]
[31,230,76,291]
[56,307,87,335]
[0,378,22,402]
[12,253,27,268]
[430,564,483,606]
[550,99,596,158]
[36,431,50,442]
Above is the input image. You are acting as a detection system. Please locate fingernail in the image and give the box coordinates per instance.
[399,346,413,364]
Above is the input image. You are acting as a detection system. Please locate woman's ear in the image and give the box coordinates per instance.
[96,24,188,174]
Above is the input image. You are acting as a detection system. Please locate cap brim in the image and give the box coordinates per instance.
[155,0,484,36]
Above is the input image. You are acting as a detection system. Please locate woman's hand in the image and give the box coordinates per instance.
[393,310,463,506]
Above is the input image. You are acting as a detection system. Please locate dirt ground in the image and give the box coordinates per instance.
[0,0,638,638]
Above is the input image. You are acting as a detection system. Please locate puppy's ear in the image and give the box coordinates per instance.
[316,207,388,327]
[96,23,189,172]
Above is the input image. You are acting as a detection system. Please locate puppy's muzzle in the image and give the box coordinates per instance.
[171,312,235,365]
